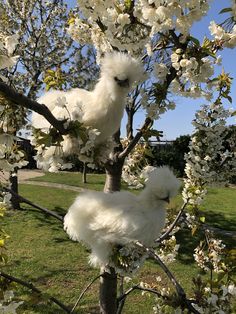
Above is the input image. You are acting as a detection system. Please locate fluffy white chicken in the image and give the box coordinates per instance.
[64,166,180,268]
[32,52,144,149]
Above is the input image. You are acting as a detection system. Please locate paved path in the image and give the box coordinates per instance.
[21,180,84,192]
[1,169,84,193]
[1,169,44,182]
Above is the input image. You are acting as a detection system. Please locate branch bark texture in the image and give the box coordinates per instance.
[0,81,67,134]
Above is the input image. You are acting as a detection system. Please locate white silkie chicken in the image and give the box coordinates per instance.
[32,52,144,152]
[64,166,180,268]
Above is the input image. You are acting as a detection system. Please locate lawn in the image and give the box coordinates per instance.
[1,173,236,313]
[29,171,107,191]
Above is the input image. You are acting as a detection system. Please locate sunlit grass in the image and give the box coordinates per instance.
[2,174,236,313]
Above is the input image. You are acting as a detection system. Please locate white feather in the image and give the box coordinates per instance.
[32,52,144,150]
[64,166,180,268]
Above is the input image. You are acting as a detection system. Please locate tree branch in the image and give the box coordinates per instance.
[70,274,103,313]
[118,117,153,160]
[156,202,188,243]
[117,284,169,314]
[2,187,64,222]
[136,242,200,314]
[0,271,71,313]
[0,81,68,135]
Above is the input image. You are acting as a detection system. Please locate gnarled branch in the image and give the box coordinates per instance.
[156,201,188,243]
[0,81,67,135]
[136,242,200,314]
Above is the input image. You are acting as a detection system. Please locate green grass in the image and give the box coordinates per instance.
[29,172,106,191]
[29,171,129,191]
[1,174,236,313]
[201,187,236,231]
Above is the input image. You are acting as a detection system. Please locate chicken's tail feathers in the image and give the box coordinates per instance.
[63,194,95,242]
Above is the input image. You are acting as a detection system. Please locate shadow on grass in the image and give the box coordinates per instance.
[19,302,67,314]
[204,210,236,232]
[18,205,74,244]
[176,210,236,265]
[20,206,64,227]
[14,267,99,314]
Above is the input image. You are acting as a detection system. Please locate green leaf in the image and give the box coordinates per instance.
[199,216,205,223]
[189,36,200,46]
[143,129,163,141]
[219,7,232,14]
[144,149,155,158]
[45,69,55,76]
[124,0,132,11]
[114,3,122,14]
[217,271,226,283]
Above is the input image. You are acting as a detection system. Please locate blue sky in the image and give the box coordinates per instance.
[53,1,236,140]
[135,0,236,140]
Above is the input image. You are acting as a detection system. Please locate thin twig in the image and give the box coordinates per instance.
[156,202,188,243]
[2,187,64,222]
[70,274,103,313]
[136,242,200,314]
[117,284,168,303]
[117,284,170,314]
[0,271,71,313]
[137,242,185,297]
[118,117,153,160]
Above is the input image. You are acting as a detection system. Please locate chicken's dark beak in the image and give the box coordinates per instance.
[114,77,130,88]
[161,196,170,203]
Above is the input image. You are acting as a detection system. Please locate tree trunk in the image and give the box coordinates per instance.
[99,266,117,314]
[82,162,87,184]
[104,163,123,193]
[126,108,134,140]
[9,168,20,210]
[99,135,124,313]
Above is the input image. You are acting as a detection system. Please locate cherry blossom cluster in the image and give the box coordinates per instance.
[170,48,218,99]
[110,243,148,275]
[182,100,235,207]
[0,33,29,172]
[0,134,28,171]
[121,139,155,189]
[208,0,236,49]
[200,283,236,314]
[0,290,23,314]
[190,274,236,314]
[209,21,236,49]
[0,33,19,81]
[156,235,180,264]
[68,0,211,57]
[194,237,226,273]
[32,125,116,172]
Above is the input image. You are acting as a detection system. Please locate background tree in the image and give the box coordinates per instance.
[0,0,98,207]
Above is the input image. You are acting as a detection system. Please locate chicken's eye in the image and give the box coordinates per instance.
[114,76,129,87]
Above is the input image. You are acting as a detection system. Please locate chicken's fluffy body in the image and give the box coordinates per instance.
[64,167,180,267]
[32,52,144,146]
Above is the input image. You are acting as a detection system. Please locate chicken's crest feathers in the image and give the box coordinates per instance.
[100,52,144,86]
[144,166,180,200]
